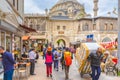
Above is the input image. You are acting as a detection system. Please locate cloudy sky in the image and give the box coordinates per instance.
[24,0,118,17]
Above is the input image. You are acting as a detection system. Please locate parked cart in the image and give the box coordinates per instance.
[75,42,104,77]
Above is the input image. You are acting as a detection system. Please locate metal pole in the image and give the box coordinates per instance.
[117,0,120,66]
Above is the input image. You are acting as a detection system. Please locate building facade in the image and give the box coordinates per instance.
[0,0,25,52]
[24,0,118,47]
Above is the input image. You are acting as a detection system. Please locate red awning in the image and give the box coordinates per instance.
[22,36,30,40]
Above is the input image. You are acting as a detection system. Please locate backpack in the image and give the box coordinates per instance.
[36,53,39,59]
[54,51,58,59]
[64,52,72,66]
[54,53,58,59]
[45,53,52,63]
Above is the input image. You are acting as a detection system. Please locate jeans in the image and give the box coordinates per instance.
[30,59,35,75]
[46,64,52,76]
[91,66,101,80]
[65,66,70,79]
[54,60,59,70]
[4,69,14,80]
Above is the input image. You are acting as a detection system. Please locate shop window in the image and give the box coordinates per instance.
[6,34,11,52]
[14,36,21,51]
[1,32,5,49]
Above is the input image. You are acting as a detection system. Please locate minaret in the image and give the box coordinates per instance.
[93,0,98,17]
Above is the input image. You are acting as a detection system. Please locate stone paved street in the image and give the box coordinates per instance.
[28,56,120,80]
[28,57,52,80]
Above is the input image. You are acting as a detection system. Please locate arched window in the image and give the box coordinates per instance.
[29,22,33,28]
[104,23,107,31]
[78,25,80,32]
[63,26,66,30]
[110,23,113,30]
[102,37,111,42]
[57,26,60,30]
[83,23,89,31]
[93,24,96,30]
[36,25,40,30]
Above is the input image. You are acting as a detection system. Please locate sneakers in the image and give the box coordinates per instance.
[50,74,52,77]
[47,75,49,77]
[47,74,52,77]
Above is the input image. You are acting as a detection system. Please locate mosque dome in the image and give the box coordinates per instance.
[49,0,86,19]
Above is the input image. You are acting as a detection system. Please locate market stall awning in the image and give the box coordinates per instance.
[30,36,46,39]
[22,36,30,40]
[19,24,36,33]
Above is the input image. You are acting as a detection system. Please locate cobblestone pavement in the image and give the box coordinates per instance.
[28,56,120,80]
[53,57,120,80]
[28,57,52,80]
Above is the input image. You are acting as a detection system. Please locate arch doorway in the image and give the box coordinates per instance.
[57,39,66,47]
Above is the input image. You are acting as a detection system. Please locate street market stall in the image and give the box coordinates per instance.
[100,41,119,76]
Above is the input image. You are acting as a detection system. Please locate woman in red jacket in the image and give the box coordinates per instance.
[45,47,54,77]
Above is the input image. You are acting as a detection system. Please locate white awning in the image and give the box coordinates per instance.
[30,36,46,39]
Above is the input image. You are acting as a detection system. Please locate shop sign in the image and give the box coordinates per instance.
[58,31,64,34]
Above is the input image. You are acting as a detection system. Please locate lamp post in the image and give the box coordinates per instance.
[117,0,120,66]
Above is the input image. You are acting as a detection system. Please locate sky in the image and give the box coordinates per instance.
[24,0,118,17]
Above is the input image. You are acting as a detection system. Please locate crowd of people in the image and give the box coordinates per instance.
[43,46,75,80]
[0,44,119,80]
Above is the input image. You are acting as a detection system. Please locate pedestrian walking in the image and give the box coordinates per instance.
[45,47,53,77]
[64,48,72,80]
[60,49,65,70]
[88,47,103,80]
[43,47,47,60]
[28,48,36,75]
[0,46,16,80]
[53,48,60,71]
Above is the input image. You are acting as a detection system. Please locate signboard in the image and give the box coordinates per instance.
[86,34,94,42]
[58,31,64,34]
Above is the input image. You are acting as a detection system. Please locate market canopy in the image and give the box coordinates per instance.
[100,41,118,49]
[19,24,36,33]
[22,36,30,40]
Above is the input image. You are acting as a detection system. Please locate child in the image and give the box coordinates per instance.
[45,47,53,77]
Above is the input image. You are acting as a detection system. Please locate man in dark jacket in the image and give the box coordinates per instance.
[88,47,103,80]
[0,46,16,80]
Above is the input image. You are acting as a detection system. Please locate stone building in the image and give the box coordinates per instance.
[24,0,118,47]
[0,0,25,52]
